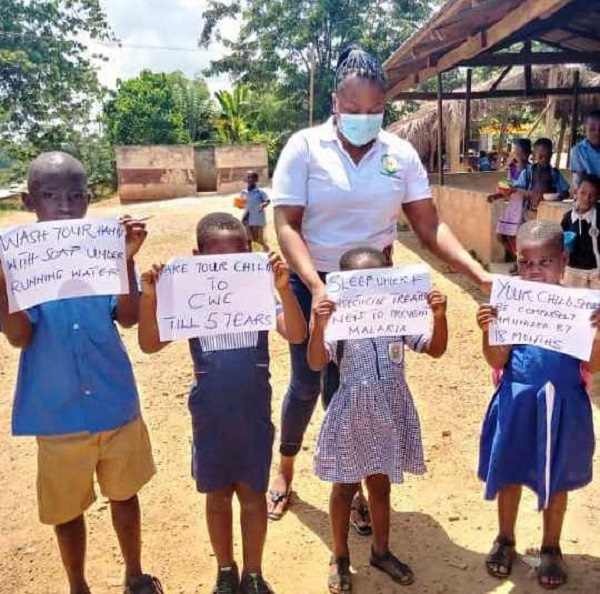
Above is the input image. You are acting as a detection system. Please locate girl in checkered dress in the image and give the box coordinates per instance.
[307,247,448,593]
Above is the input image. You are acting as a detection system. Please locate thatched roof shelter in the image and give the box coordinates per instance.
[388,65,600,165]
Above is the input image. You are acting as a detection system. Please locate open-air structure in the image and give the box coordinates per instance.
[384,0,600,265]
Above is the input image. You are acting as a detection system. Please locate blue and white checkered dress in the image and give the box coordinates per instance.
[314,335,428,484]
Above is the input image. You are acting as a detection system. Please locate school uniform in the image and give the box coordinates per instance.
[8,296,155,525]
[571,139,600,187]
[478,345,594,510]
[242,187,269,227]
[561,206,600,288]
[188,328,277,494]
[314,335,428,484]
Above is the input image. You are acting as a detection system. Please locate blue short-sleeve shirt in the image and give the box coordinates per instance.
[514,164,570,194]
[10,295,140,436]
[571,139,600,187]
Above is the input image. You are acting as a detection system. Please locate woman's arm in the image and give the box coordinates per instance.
[307,298,336,371]
[0,268,32,348]
[588,310,600,373]
[477,304,511,368]
[271,253,307,344]
[138,265,171,354]
[274,206,325,296]
[403,199,492,292]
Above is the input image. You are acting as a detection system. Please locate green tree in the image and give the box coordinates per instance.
[104,70,190,145]
[200,0,433,125]
[168,72,218,143]
[0,0,111,141]
[214,85,254,143]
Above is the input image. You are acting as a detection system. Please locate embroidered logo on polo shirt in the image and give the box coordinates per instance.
[380,155,402,179]
[388,341,404,364]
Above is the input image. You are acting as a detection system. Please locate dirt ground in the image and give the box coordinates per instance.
[1,195,600,594]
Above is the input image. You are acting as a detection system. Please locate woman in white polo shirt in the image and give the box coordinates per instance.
[269,46,491,527]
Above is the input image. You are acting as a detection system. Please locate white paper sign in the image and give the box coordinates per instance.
[0,218,128,312]
[156,252,276,341]
[325,264,431,341]
[489,275,600,361]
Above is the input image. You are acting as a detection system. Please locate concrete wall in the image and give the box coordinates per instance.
[195,148,217,192]
[432,185,505,265]
[214,144,269,194]
[116,145,196,202]
[537,201,571,224]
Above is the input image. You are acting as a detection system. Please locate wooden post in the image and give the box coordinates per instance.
[524,41,533,97]
[567,69,581,170]
[463,69,472,167]
[555,116,567,169]
[437,72,444,186]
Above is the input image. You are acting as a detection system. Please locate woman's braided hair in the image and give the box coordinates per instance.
[334,44,386,91]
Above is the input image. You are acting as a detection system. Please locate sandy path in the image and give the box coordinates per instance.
[1,196,599,594]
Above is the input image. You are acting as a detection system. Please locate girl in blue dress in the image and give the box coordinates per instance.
[138,213,306,594]
[477,220,600,590]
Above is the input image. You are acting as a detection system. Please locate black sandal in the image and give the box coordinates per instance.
[328,556,352,593]
[370,548,414,586]
[538,546,568,590]
[485,537,516,578]
[349,495,372,536]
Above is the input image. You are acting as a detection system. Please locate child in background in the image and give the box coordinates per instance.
[0,152,162,594]
[138,213,306,594]
[242,171,270,252]
[561,173,600,289]
[514,138,570,218]
[307,247,448,593]
[489,138,533,269]
[477,220,599,590]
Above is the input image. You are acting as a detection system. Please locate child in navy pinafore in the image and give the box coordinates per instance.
[138,213,306,594]
[477,220,600,590]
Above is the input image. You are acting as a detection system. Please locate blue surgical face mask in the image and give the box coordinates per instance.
[338,113,384,147]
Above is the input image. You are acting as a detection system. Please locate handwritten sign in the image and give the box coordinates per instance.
[0,218,128,312]
[325,264,431,341]
[156,253,276,341]
[489,275,600,361]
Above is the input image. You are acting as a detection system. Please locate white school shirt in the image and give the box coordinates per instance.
[272,118,432,272]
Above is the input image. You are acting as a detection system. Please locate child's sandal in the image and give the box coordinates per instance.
[370,548,414,586]
[328,556,352,593]
[538,546,568,590]
[485,537,516,578]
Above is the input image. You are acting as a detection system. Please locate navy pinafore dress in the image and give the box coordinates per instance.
[478,344,595,510]
[188,331,275,494]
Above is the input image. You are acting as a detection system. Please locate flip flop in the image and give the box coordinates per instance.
[267,488,291,521]
[349,497,372,536]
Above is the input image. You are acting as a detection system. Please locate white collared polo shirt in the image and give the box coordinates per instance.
[272,118,432,272]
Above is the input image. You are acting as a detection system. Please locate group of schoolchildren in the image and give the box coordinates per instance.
[492,111,600,287]
[1,145,600,594]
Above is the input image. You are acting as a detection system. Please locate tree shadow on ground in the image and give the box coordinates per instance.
[290,493,600,594]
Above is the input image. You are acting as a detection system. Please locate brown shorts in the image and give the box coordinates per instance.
[36,417,155,525]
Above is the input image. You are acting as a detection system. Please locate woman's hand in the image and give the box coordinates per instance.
[311,296,336,331]
[140,264,165,297]
[477,304,498,332]
[270,252,290,292]
[428,290,447,320]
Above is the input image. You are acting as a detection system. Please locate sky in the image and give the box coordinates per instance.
[86,0,239,94]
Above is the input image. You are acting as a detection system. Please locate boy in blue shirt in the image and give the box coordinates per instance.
[514,138,570,217]
[241,171,270,251]
[571,110,600,187]
[0,152,163,594]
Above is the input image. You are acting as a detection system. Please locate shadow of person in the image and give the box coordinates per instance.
[290,493,600,593]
